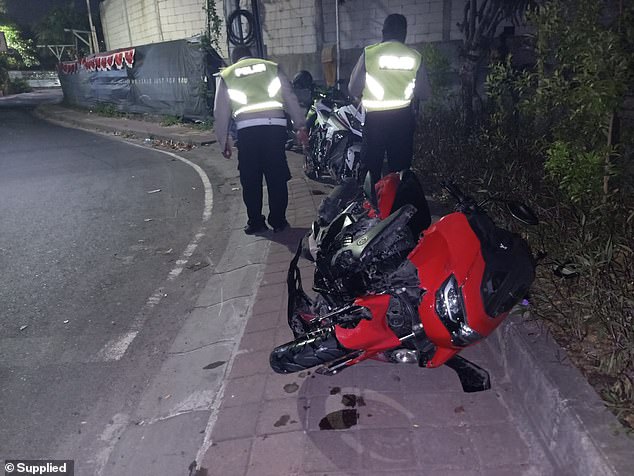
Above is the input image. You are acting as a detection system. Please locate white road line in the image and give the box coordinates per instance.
[97,142,214,362]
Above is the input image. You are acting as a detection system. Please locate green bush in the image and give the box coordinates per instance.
[92,102,123,117]
[413,0,634,429]
[7,76,31,94]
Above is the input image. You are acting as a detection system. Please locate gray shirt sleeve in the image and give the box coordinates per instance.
[213,75,232,151]
[278,68,305,130]
[348,52,366,99]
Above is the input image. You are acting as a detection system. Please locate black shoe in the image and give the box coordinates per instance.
[244,223,269,235]
[272,220,289,233]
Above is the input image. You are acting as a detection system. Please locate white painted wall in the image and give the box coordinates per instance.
[100,0,227,57]
[101,0,466,57]
[259,0,318,56]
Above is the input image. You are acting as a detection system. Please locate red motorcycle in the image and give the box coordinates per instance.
[270,171,538,392]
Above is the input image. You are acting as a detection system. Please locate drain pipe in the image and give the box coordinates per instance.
[335,0,340,87]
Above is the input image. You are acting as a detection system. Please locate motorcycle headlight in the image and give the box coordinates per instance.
[435,275,482,347]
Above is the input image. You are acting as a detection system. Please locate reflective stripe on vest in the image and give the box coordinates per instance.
[362,42,421,112]
[221,58,284,117]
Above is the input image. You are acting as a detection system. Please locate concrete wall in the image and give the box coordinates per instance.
[256,0,466,84]
[100,1,463,59]
[100,0,228,57]
[99,1,518,84]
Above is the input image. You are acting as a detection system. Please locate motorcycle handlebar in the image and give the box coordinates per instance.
[441,181,467,203]
[440,181,478,212]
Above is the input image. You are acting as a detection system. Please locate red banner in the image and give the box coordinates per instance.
[59,48,136,75]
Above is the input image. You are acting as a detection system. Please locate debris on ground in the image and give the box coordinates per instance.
[150,138,195,151]
[187,261,210,271]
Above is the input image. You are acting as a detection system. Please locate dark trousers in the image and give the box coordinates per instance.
[361,107,415,185]
[236,125,291,228]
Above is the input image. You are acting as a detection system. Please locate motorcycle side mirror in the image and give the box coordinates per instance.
[506,201,539,226]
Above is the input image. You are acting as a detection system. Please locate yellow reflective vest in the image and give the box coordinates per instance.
[362,42,421,112]
[220,58,284,117]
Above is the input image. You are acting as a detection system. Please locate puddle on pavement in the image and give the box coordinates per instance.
[319,409,359,430]
[274,415,291,427]
[203,361,225,370]
[342,394,366,407]
[329,386,341,395]
[283,382,299,393]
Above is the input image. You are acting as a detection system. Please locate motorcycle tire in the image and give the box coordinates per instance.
[270,330,350,374]
[303,153,318,179]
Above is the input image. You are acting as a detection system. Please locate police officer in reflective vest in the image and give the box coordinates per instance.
[214,46,308,234]
[348,14,432,185]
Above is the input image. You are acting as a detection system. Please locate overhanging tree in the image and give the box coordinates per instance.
[457,0,535,127]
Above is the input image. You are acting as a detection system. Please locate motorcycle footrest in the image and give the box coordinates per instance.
[444,355,491,393]
[315,350,363,376]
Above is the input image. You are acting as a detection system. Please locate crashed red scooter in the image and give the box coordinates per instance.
[270,171,537,392]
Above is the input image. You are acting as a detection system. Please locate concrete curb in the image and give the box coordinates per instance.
[34,104,217,147]
[486,308,634,475]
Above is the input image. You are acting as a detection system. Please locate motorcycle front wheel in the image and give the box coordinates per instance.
[303,129,319,179]
[270,329,350,374]
[303,152,318,179]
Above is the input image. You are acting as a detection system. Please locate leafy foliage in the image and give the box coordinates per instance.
[0,21,38,68]
[34,4,88,44]
[522,0,632,204]
[414,0,634,429]
[456,0,536,126]
[203,0,223,51]
[419,43,453,111]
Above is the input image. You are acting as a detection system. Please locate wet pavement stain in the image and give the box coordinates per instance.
[274,415,291,427]
[203,361,225,370]
[342,394,366,407]
[329,386,341,395]
[283,382,299,393]
[319,409,359,430]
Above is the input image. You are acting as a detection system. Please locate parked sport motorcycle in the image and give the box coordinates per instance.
[270,172,538,392]
[303,88,364,183]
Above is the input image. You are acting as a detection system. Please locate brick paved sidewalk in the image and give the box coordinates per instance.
[198,153,554,476]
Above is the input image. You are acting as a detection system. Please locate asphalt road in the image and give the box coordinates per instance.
[0,100,229,468]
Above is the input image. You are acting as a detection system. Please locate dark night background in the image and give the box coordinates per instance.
[5,0,95,29]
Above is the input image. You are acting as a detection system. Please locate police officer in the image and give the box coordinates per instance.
[348,14,432,185]
[214,46,308,234]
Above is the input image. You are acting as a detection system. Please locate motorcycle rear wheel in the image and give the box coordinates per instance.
[303,153,318,179]
[270,330,350,374]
